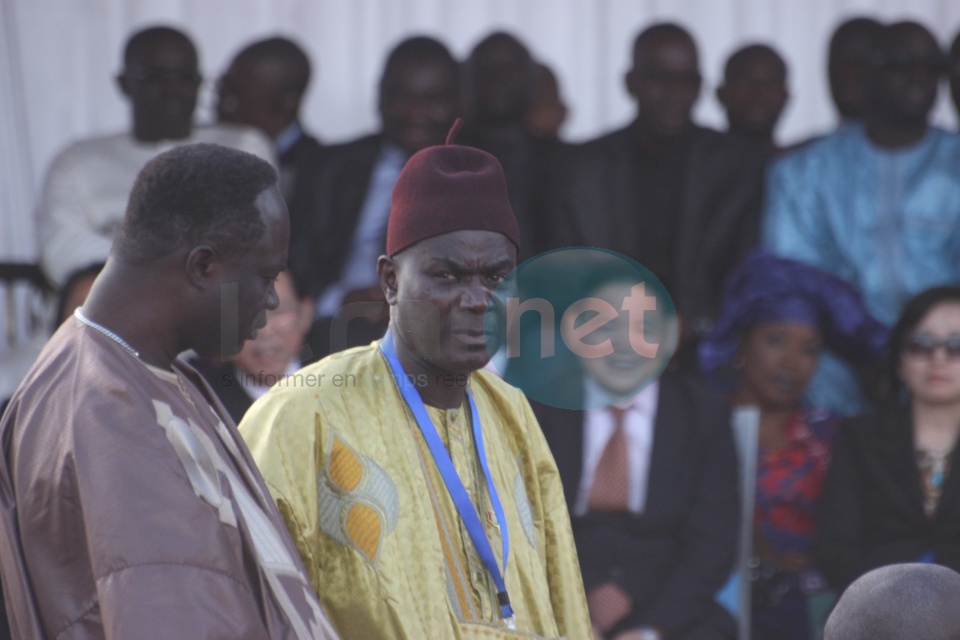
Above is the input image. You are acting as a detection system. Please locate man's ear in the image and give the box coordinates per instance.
[185,245,220,288]
[116,72,131,98]
[716,84,729,110]
[625,69,639,99]
[277,90,301,119]
[377,255,399,305]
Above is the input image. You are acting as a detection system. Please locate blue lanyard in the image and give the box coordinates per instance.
[380,332,515,624]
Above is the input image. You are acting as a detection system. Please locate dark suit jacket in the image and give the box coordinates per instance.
[188,359,255,425]
[545,124,766,331]
[815,407,960,591]
[457,128,569,260]
[288,133,384,300]
[534,373,739,638]
[281,132,325,286]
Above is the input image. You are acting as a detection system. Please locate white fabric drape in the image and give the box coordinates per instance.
[3,0,960,263]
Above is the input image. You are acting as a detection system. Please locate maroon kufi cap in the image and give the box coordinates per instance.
[386,119,521,256]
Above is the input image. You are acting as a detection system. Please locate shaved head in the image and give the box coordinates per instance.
[825,564,960,640]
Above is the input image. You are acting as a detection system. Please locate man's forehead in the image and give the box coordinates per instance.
[408,230,516,265]
[132,37,196,66]
[637,36,696,65]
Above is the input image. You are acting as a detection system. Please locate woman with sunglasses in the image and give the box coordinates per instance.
[816,286,960,595]
[699,251,886,640]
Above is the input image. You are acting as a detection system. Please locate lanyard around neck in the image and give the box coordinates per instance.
[380,331,515,624]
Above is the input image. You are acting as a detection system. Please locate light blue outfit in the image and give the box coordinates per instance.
[763,124,960,414]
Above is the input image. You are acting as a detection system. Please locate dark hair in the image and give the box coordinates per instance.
[234,36,312,95]
[123,25,195,69]
[828,16,884,57]
[113,143,278,264]
[883,285,960,401]
[723,43,786,82]
[381,35,458,86]
[632,22,696,63]
[875,21,943,68]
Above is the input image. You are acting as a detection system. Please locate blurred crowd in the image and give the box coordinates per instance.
[5,12,960,640]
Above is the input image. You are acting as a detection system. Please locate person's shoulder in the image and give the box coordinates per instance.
[575,124,632,153]
[471,368,528,405]
[837,405,906,440]
[801,404,842,440]
[45,132,135,168]
[257,342,387,404]
[6,321,146,436]
[661,370,728,409]
[690,125,758,151]
[190,124,273,159]
[324,132,383,156]
[769,126,850,175]
[924,126,960,154]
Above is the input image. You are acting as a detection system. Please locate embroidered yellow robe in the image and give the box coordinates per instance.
[239,343,592,639]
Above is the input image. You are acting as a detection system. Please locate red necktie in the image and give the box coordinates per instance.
[588,406,630,512]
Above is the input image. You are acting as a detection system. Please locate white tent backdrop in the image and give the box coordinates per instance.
[3,0,960,262]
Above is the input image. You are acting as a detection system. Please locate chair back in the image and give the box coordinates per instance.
[0,263,52,354]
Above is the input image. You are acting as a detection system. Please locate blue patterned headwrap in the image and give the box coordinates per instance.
[698,251,888,373]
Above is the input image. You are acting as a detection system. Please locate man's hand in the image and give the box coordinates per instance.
[587,581,632,633]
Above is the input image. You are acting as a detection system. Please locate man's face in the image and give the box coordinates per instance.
[719,52,788,139]
[216,57,285,136]
[233,270,312,379]
[578,281,675,398]
[628,34,701,141]
[214,186,289,359]
[873,25,942,126]
[384,230,516,375]
[467,36,535,123]
[829,37,878,120]
[379,56,459,155]
[119,35,200,140]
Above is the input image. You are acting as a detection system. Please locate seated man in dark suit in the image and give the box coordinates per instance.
[544,23,766,369]
[716,43,788,155]
[216,36,324,239]
[290,36,460,358]
[534,278,740,640]
[192,270,314,423]
[460,31,564,260]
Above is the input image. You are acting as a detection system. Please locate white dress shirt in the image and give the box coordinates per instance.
[36,124,275,287]
[574,378,660,516]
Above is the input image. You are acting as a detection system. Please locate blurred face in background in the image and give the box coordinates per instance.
[379,54,459,155]
[233,270,313,380]
[870,22,942,128]
[119,32,200,141]
[628,31,701,142]
[829,27,880,120]
[718,46,788,140]
[578,281,677,399]
[735,322,822,412]
[466,33,536,125]
[898,302,960,407]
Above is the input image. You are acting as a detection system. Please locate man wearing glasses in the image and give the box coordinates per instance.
[763,20,960,416]
[36,25,273,289]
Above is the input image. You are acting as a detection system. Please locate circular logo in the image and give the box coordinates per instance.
[483,247,678,410]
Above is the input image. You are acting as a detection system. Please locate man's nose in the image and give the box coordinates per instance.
[460,280,491,312]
